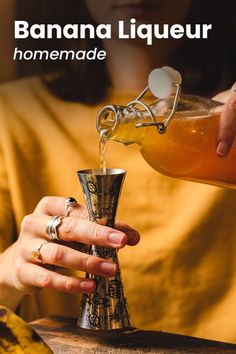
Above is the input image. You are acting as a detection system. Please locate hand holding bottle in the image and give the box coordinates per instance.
[149,68,236,158]
[213,84,236,157]
[97,68,236,189]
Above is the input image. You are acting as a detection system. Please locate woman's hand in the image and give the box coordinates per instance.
[213,84,236,157]
[0,196,140,307]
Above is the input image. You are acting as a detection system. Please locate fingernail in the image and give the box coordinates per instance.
[217,141,229,157]
[100,262,117,275]
[80,280,95,292]
[108,232,125,244]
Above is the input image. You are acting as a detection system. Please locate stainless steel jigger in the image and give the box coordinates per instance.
[77,168,131,331]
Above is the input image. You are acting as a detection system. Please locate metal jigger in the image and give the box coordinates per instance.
[77,168,131,331]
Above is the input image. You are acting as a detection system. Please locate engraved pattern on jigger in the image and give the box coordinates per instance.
[77,169,131,331]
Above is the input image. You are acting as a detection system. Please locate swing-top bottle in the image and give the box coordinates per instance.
[97,66,236,189]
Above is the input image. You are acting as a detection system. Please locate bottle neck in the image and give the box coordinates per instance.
[96,94,224,143]
[97,104,144,139]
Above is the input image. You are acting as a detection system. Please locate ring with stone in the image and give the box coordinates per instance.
[32,241,50,264]
[65,197,78,217]
[45,215,63,241]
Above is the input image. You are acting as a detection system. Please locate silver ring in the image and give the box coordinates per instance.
[32,241,50,264]
[65,197,78,217]
[45,215,63,241]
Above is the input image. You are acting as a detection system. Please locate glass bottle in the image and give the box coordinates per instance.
[96,67,236,189]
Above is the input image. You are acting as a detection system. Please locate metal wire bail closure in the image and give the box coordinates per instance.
[128,66,182,134]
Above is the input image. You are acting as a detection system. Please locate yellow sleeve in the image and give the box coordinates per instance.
[0,96,17,251]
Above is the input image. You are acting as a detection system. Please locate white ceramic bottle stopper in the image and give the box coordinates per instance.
[148,66,182,99]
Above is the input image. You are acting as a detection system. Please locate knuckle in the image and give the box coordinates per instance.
[221,126,234,140]
[47,244,64,264]
[60,217,76,240]
[21,214,33,232]
[65,278,76,292]
[93,225,103,243]
[82,254,90,272]
[38,196,52,211]
[38,273,52,288]
[221,125,231,132]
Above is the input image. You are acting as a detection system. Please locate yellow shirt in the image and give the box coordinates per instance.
[1,77,236,343]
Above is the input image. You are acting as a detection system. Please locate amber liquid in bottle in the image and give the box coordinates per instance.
[109,111,236,189]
